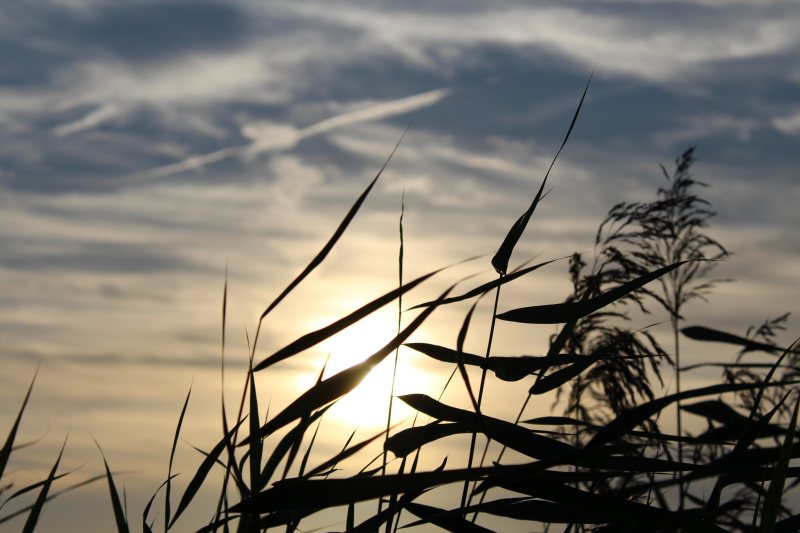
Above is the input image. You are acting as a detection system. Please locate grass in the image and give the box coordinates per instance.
[1,84,799,531]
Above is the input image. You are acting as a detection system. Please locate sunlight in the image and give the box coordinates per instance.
[294,310,437,430]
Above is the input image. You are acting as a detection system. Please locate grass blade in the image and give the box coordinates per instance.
[260,405,332,489]
[682,325,795,354]
[409,256,566,310]
[399,395,575,460]
[589,379,800,448]
[232,465,503,514]
[760,393,800,531]
[404,502,495,532]
[491,75,591,275]
[22,435,67,533]
[247,367,262,494]
[1,368,38,481]
[94,441,129,533]
[255,266,444,372]
[257,129,407,323]
[143,475,177,533]
[167,419,244,528]
[165,385,191,531]
[497,261,689,324]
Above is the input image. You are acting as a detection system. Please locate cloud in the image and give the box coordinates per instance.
[130,88,450,180]
[654,114,760,148]
[52,103,122,136]
[267,2,800,82]
[773,111,800,135]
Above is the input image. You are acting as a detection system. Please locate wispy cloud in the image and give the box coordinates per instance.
[52,103,123,136]
[130,88,450,180]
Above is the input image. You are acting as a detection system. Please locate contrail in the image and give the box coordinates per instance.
[131,88,450,180]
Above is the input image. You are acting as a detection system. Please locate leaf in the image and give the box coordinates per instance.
[682,399,749,426]
[256,130,407,323]
[399,394,575,460]
[258,406,331,490]
[385,423,467,458]
[22,435,67,533]
[492,476,724,531]
[491,74,592,275]
[232,464,504,514]
[0,368,38,481]
[255,265,444,372]
[682,325,794,354]
[409,256,566,310]
[95,441,129,533]
[761,393,800,531]
[247,368,262,492]
[404,502,495,532]
[142,475,176,533]
[167,419,244,528]
[405,342,583,382]
[589,379,800,448]
[529,355,599,394]
[497,261,689,324]
[165,385,191,531]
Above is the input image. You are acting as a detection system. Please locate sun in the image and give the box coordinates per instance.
[294,310,437,430]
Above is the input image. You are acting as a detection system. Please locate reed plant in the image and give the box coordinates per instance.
[2,84,799,532]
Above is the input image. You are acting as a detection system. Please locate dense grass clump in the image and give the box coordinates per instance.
[2,83,799,532]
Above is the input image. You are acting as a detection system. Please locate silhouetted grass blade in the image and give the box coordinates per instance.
[498,261,689,324]
[682,325,793,354]
[456,299,482,414]
[304,427,391,479]
[682,400,749,426]
[775,513,800,533]
[165,385,190,531]
[95,441,129,533]
[529,355,598,394]
[491,76,591,275]
[142,475,176,533]
[761,394,800,531]
[258,130,407,322]
[386,423,469,458]
[405,343,583,382]
[492,476,724,532]
[404,497,592,526]
[404,502,495,532]
[167,419,244,528]
[0,369,37,481]
[0,475,108,526]
[410,256,565,310]
[0,469,78,509]
[589,380,800,448]
[399,394,575,460]
[232,466,500,514]
[247,368,262,494]
[22,435,66,533]
[256,267,443,372]
[257,407,329,493]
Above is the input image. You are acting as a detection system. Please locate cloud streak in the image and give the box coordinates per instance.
[130,87,450,180]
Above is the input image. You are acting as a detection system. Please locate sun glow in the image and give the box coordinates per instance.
[294,311,437,429]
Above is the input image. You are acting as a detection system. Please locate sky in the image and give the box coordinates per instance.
[1,0,799,531]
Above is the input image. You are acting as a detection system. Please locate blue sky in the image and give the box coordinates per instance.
[1,1,799,531]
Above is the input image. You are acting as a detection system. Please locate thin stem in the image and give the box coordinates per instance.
[461,278,502,513]
[673,314,684,511]
[380,191,404,531]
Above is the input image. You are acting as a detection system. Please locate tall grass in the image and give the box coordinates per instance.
[3,85,800,532]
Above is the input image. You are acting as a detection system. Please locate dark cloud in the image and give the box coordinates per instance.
[38,2,249,62]
[0,240,201,274]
